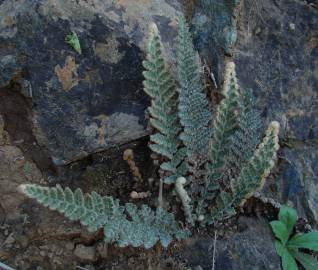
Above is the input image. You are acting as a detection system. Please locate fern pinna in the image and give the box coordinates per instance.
[19,184,188,248]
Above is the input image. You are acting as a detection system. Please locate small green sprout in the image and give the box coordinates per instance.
[270,205,318,270]
[65,31,82,54]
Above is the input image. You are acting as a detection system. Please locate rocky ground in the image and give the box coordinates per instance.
[0,0,317,269]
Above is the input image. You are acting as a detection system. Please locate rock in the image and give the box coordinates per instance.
[233,0,318,225]
[277,143,318,223]
[192,0,318,225]
[192,0,240,83]
[180,217,281,270]
[74,244,96,261]
[0,0,183,165]
[0,115,9,145]
[65,242,74,251]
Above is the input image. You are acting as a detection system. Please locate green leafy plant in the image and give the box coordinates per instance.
[19,15,280,249]
[270,205,318,270]
[65,31,82,54]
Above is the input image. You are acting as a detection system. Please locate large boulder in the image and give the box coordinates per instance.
[192,0,318,225]
[0,0,182,165]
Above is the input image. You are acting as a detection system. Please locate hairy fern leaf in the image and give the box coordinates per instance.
[196,62,239,217]
[205,121,280,224]
[143,23,186,184]
[19,184,189,249]
[226,88,263,178]
[208,61,240,183]
[176,16,211,169]
[231,121,280,205]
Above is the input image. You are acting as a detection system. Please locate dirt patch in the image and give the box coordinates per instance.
[0,82,56,175]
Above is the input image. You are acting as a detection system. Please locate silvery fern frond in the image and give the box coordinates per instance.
[208,62,240,183]
[206,121,280,224]
[230,121,280,205]
[143,23,187,184]
[226,88,263,178]
[19,184,189,249]
[176,16,211,170]
[196,62,240,216]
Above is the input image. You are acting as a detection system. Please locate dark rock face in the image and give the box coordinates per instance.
[181,218,281,270]
[192,0,318,225]
[0,0,182,165]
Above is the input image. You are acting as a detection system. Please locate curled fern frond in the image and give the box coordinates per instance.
[176,15,211,169]
[19,184,189,249]
[175,177,194,225]
[143,23,186,184]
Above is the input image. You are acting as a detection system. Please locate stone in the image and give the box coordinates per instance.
[180,217,281,270]
[192,0,318,225]
[74,244,96,261]
[65,242,74,251]
[0,0,183,165]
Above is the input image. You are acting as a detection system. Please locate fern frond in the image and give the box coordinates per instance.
[226,88,263,178]
[143,23,186,184]
[204,122,280,224]
[208,61,240,182]
[19,184,189,249]
[196,62,240,217]
[231,121,280,205]
[176,15,211,167]
[206,191,236,225]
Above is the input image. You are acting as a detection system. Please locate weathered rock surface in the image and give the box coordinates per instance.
[0,0,182,165]
[181,217,281,270]
[192,0,318,225]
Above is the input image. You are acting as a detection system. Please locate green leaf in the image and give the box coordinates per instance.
[287,232,318,252]
[270,220,290,245]
[275,241,298,270]
[289,250,318,270]
[279,205,297,236]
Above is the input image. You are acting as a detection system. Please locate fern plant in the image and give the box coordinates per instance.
[20,15,281,249]
[271,205,318,270]
[143,16,280,225]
